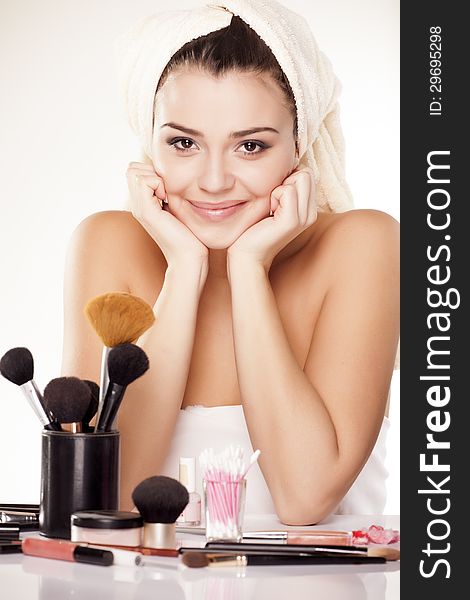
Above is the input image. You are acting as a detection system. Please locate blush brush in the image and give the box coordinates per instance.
[132,476,189,549]
[43,377,92,433]
[0,347,61,431]
[83,292,155,431]
[95,343,149,432]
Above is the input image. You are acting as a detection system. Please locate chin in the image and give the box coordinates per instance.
[190,227,244,250]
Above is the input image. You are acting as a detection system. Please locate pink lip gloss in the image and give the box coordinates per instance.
[189,201,247,222]
[176,457,201,526]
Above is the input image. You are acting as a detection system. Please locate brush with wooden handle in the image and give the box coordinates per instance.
[84,292,155,431]
[181,547,397,568]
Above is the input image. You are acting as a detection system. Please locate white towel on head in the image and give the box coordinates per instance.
[114,0,354,213]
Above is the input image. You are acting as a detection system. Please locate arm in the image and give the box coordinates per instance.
[228,210,399,525]
[61,211,207,509]
[118,262,206,508]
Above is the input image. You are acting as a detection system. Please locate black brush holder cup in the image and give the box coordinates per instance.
[39,430,120,539]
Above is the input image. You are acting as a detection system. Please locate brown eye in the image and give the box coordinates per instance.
[243,142,258,152]
[238,141,269,156]
[168,138,197,152]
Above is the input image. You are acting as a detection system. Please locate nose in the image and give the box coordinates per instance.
[197,152,235,194]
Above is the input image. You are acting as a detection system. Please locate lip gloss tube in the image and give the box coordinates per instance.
[243,530,354,546]
[22,538,113,566]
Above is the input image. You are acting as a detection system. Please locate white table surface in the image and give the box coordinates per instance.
[1,514,400,600]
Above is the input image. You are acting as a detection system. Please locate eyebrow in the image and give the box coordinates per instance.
[160,122,280,138]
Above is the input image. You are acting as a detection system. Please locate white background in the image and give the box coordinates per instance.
[0,0,399,513]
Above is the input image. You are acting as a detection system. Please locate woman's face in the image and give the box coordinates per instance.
[152,68,298,250]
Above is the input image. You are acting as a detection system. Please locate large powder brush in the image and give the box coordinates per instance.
[0,347,60,431]
[43,377,92,433]
[132,476,189,549]
[83,292,155,431]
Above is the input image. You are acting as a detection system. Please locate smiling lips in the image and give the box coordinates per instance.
[188,200,248,221]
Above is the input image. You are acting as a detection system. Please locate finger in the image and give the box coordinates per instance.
[127,161,156,171]
[283,167,302,185]
[306,173,317,225]
[129,175,164,222]
[292,171,312,225]
[138,176,166,206]
[271,184,298,226]
[297,168,317,225]
[270,193,280,214]
[129,176,154,221]
[128,172,167,201]
[126,163,164,184]
[283,169,315,225]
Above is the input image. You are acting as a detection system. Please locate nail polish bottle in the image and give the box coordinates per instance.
[176,457,201,526]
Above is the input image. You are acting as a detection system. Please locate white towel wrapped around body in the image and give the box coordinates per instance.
[114,0,354,213]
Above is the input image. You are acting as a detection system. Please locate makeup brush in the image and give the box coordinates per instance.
[95,343,149,432]
[43,377,92,433]
[81,380,99,431]
[182,551,386,568]
[0,347,61,431]
[83,292,155,431]
[132,476,189,549]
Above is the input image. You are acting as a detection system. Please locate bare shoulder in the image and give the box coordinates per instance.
[70,210,158,251]
[308,209,399,269]
[314,208,399,242]
[66,210,166,294]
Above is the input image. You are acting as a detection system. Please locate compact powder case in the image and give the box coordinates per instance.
[71,510,144,547]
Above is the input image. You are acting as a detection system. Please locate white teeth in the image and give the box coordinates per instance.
[207,208,228,215]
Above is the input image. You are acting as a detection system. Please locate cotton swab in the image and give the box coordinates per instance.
[199,446,261,541]
[241,449,261,478]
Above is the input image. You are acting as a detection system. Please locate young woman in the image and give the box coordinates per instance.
[61,3,399,525]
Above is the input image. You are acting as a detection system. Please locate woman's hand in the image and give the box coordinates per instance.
[227,167,317,271]
[126,162,209,269]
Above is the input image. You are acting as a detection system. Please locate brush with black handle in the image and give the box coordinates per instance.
[43,377,92,433]
[182,552,387,568]
[95,343,149,432]
[0,347,61,431]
